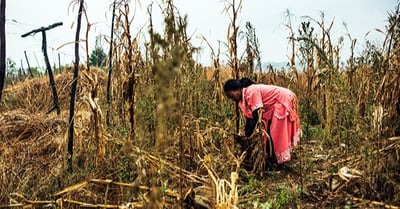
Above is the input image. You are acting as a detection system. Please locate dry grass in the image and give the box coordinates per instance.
[0,1,399,208]
[0,110,67,204]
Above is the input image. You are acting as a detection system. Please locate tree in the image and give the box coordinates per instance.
[89,46,106,67]
[6,58,16,78]
[89,35,107,67]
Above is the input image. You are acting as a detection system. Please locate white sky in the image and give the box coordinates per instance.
[5,0,398,68]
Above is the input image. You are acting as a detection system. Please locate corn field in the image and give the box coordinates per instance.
[0,0,399,208]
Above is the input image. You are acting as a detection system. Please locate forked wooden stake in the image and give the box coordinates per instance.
[21,22,63,115]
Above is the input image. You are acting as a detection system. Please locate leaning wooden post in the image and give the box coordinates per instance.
[19,59,25,77]
[67,0,84,172]
[106,0,116,126]
[24,51,33,77]
[0,0,6,102]
[58,53,61,73]
[21,22,63,114]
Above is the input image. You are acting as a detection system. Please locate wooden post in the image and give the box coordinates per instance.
[67,0,84,172]
[0,0,6,101]
[21,22,63,114]
[106,1,116,126]
[58,53,61,73]
[19,59,26,77]
[24,51,34,77]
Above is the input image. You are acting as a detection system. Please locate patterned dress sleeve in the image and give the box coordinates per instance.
[244,86,264,113]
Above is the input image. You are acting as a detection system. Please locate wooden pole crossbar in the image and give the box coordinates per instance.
[21,22,63,115]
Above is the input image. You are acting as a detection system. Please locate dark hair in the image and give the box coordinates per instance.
[223,78,255,93]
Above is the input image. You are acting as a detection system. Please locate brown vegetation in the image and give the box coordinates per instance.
[0,0,400,208]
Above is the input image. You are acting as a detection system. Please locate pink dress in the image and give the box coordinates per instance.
[239,84,301,164]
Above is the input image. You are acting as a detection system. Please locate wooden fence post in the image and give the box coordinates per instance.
[21,22,63,114]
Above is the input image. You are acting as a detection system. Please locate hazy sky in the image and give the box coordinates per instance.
[5,0,398,68]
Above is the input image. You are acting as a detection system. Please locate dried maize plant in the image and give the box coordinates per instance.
[150,0,205,151]
[105,1,130,131]
[74,0,109,166]
[134,3,158,145]
[296,13,346,139]
[120,1,140,140]
[353,42,386,136]
[359,3,400,203]
[186,113,248,207]
[345,41,393,201]
[256,64,280,87]
[306,14,336,138]
[83,70,107,165]
[223,0,242,79]
[108,32,126,128]
[240,22,262,81]
[223,0,243,134]
[349,39,387,139]
[201,35,224,105]
[284,9,297,70]
[343,22,357,97]
[296,21,319,140]
[282,9,300,87]
[200,154,241,209]
[172,16,203,119]
[149,4,185,206]
[379,2,400,137]
[191,116,225,155]
[147,2,245,207]
[147,0,181,150]
[106,0,143,140]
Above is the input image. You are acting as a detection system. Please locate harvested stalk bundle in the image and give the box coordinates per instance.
[234,131,273,175]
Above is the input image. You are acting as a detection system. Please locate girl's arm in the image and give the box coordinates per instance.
[245,108,260,137]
